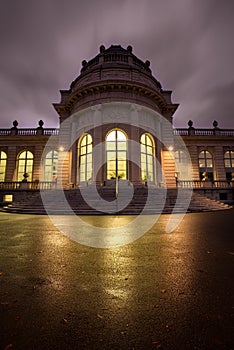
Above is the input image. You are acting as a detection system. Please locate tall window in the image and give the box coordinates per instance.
[224,150,234,181]
[78,134,92,182]
[174,150,188,180]
[199,150,213,181]
[17,151,34,181]
[45,150,58,181]
[106,129,127,180]
[0,151,7,182]
[140,133,155,182]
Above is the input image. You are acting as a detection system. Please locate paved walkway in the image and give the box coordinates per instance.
[0,210,234,349]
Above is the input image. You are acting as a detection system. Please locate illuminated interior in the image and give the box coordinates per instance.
[0,151,7,182]
[199,150,213,180]
[106,129,127,180]
[224,150,234,180]
[140,133,155,182]
[17,151,34,181]
[78,134,93,182]
[45,150,58,181]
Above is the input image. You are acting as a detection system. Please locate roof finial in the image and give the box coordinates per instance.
[127,45,132,53]
[99,45,105,53]
[213,120,218,128]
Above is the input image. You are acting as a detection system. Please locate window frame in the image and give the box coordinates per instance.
[17,150,34,182]
[198,150,214,181]
[44,150,58,182]
[140,133,155,182]
[106,129,127,180]
[0,151,7,182]
[78,133,93,183]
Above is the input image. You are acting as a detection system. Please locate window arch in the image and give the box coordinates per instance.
[78,134,93,183]
[199,150,213,181]
[224,150,234,181]
[106,129,127,180]
[45,150,58,181]
[140,133,155,182]
[17,150,34,181]
[0,151,7,182]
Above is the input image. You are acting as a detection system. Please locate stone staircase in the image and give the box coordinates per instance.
[1,186,231,215]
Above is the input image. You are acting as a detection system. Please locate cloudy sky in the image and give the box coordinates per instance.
[0,0,233,129]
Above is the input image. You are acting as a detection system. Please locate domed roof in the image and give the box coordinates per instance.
[80,44,152,75]
[54,45,179,120]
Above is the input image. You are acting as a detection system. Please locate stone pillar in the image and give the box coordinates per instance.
[57,122,72,189]
[214,146,226,180]
[93,105,103,185]
[155,119,163,186]
[188,145,200,180]
[129,104,141,185]
[33,145,45,181]
[5,146,17,181]
[70,142,77,186]
[161,148,176,188]
[160,117,176,188]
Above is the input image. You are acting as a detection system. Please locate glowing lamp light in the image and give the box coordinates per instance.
[59,146,65,152]
[168,146,174,151]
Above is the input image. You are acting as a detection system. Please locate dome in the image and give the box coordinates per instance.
[79,44,152,76]
[54,45,178,120]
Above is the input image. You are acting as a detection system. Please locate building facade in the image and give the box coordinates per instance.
[0,45,234,203]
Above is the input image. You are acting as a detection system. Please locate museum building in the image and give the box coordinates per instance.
[0,45,234,206]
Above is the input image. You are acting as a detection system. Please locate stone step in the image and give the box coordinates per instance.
[1,188,231,215]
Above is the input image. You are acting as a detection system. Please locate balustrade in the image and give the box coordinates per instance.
[0,181,57,190]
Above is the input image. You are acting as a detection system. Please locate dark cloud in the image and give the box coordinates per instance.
[0,0,233,128]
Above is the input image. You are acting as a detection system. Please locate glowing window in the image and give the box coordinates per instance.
[140,133,155,182]
[45,150,58,181]
[106,129,127,180]
[224,151,234,181]
[78,134,93,182]
[0,151,7,182]
[17,151,34,181]
[199,150,213,180]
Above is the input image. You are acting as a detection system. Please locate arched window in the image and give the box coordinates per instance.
[45,150,58,181]
[140,133,155,182]
[78,134,92,183]
[224,150,234,181]
[106,129,127,180]
[174,150,189,180]
[0,151,7,182]
[17,151,34,181]
[199,150,213,181]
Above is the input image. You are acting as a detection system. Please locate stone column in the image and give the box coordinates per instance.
[70,142,77,187]
[160,117,176,188]
[188,145,200,180]
[33,144,44,181]
[93,105,103,185]
[155,119,163,186]
[161,148,176,188]
[129,104,141,185]
[57,122,72,189]
[5,146,17,181]
[213,146,226,180]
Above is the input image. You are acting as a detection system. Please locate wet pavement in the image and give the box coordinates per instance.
[0,210,234,350]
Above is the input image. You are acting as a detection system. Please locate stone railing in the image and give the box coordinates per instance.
[174,128,234,137]
[0,181,57,190]
[177,180,234,188]
[0,126,59,137]
[104,53,129,63]
[174,120,234,137]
